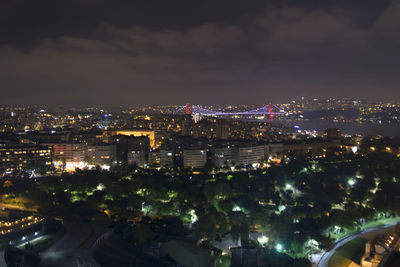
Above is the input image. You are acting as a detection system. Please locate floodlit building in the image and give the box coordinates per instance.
[51,143,86,163]
[103,130,156,148]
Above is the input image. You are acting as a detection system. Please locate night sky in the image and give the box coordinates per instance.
[1,0,399,106]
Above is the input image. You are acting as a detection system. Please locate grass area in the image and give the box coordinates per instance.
[328,217,400,241]
[0,197,38,211]
[362,217,400,229]
[328,237,367,267]
[33,234,62,252]
[215,254,231,267]
[18,230,65,253]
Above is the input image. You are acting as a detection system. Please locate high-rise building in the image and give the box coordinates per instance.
[160,150,174,168]
[148,150,161,167]
[236,145,265,166]
[103,130,156,148]
[181,116,193,136]
[72,131,103,145]
[147,149,174,168]
[183,149,207,168]
[86,144,117,166]
[212,144,265,168]
[215,119,229,140]
[25,131,71,144]
[110,135,150,163]
[52,143,86,163]
[265,143,285,159]
[0,145,52,176]
[128,150,146,168]
[212,146,236,167]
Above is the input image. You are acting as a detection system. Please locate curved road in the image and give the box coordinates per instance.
[40,219,103,267]
[317,222,397,267]
[0,203,37,212]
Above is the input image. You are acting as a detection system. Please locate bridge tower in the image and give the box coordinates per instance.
[268,103,273,122]
[185,102,191,115]
[182,102,193,135]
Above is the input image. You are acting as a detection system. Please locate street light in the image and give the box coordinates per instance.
[348,178,356,186]
[285,184,293,190]
[257,235,268,245]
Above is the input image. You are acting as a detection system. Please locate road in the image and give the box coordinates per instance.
[40,219,104,267]
[317,222,397,267]
[0,250,6,267]
[0,203,37,212]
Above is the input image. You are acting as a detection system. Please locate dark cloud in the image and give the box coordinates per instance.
[0,0,399,106]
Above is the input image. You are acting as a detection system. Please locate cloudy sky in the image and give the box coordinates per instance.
[0,0,399,106]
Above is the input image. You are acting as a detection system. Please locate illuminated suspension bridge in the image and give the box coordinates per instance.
[177,103,286,117]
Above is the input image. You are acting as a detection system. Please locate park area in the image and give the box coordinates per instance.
[328,237,367,267]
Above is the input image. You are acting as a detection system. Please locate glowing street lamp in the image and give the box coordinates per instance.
[348,178,356,186]
[285,184,293,190]
[257,235,268,245]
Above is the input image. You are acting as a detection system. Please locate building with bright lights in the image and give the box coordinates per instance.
[86,144,117,167]
[212,144,265,168]
[148,150,161,167]
[148,149,174,168]
[104,130,156,148]
[51,143,86,164]
[361,233,400,267]
[0,145,52,176]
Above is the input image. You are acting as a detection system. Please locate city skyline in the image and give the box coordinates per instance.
[1,0,400,106]
[2,1,400,267]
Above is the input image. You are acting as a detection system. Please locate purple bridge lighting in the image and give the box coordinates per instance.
[176,103,285,116]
